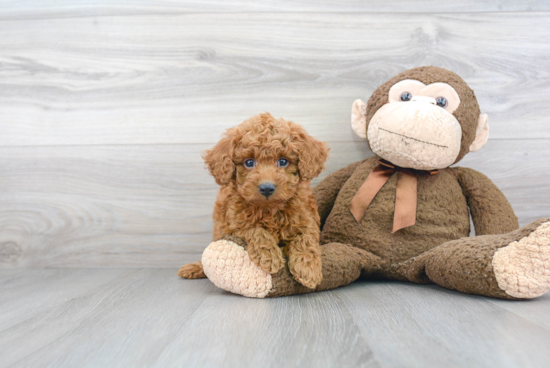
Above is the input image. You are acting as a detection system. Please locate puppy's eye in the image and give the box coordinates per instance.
[435,96,448,108]
[243,159,256,169]
[277,158,289,168]
[400,92,412,101]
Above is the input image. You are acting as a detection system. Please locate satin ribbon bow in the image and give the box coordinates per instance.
[349,160,439,233]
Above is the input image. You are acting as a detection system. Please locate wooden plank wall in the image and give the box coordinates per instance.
[0,2,549,268]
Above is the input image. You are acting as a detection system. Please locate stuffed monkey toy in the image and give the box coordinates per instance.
[182,66,550,299]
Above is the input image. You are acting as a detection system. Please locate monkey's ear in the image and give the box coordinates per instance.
[351,99,367,139]
[469,114,489,152]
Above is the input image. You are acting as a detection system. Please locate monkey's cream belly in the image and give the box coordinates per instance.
[320,161,470,265]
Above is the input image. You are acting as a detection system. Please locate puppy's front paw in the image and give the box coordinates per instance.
[288,251,322,289]
[248,244,285,274]
[178,261,207,279]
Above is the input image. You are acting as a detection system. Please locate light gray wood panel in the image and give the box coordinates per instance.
[157,281,381,368]
[1,269,550,368]
[0,268,130,331]
[341,281,550,368]
[0,12,549,146]
[0,143,217,268]
[0,269,218,368]
[0,139,548,268]
[1,0,548,17]
[489,296,550,331]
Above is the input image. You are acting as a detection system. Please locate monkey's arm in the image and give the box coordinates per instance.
[453,167,519,235]
[313,159,367,228]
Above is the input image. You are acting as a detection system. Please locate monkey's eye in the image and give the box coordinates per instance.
[400,92,412,101]
[277,158,289,168]
[435,96,448,108]
[244,159,256,169]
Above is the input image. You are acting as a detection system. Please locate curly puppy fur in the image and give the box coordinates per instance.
[179,113,329,289]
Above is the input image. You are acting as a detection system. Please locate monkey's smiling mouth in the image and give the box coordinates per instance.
[379,128,448,149]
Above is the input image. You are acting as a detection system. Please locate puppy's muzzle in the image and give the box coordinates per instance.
[258,182,276,198]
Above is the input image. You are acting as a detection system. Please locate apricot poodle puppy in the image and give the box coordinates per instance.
[178,113,329,289]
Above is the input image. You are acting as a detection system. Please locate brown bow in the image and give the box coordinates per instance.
[349,160,439,233]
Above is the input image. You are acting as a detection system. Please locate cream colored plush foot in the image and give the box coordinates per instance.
[201,239,273,298]
[493,222,550,298]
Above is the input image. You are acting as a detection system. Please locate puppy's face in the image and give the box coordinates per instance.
[234,151,300,204]
[203,113,329,205]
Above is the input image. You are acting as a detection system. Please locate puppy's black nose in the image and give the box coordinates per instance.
[258,183,276,198]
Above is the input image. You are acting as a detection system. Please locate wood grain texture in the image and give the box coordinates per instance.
[0,5,549,268]
[0,140,548,268]
[1,0,549,18]
[340,281,550,368]
[0,268,130,331]
[0,12,549,146]
[1,269,549,368]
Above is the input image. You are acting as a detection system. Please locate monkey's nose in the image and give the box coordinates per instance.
[258,183,276,198]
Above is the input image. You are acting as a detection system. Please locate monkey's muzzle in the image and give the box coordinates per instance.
[367,101,462,171]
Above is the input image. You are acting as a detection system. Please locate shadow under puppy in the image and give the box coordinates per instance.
[179,113,329,289]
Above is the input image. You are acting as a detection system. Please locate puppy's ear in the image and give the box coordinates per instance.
[290,123,329,181]
[202,133,235,186]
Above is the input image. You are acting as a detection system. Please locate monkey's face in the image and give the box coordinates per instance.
[352,67,489,170]
[367,79,462,170]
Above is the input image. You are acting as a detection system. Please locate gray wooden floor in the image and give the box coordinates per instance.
[1,1,550,367]
[1,269,549,368]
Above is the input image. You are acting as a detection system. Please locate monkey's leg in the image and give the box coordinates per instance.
[396,218,550,299]
[201,236,381,298]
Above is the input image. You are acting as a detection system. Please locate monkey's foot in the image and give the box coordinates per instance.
[201,239,273,298]
[493,221,550,298]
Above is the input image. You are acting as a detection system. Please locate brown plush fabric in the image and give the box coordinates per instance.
[452,167,519,235]
[266,219,549,299]
[313,160,364,229]
[267,242,381,298]
[320,157,472,264]
[364,66,480,164]
[264,153,528,299]
[395,218,550,299]
[221,234,249,249]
